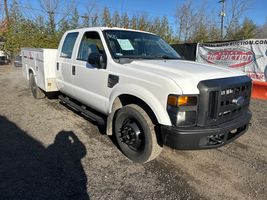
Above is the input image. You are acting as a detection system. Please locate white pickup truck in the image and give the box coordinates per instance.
[22,27,252,163]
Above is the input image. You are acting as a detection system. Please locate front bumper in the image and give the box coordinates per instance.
[161,110,252,150]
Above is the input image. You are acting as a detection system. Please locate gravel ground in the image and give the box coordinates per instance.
[0,65,266,200]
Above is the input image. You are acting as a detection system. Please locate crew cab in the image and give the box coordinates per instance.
[22,27,252,163]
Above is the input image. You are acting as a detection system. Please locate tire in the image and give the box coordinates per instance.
[114,104,162,163]
[29,73,45,99]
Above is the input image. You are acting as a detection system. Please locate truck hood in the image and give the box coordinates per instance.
[125,59,246,94]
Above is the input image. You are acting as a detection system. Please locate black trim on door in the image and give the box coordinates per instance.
[72,65,76,75]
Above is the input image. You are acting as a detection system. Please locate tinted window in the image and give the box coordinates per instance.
[77,32,104,61]
[60,32,79,58]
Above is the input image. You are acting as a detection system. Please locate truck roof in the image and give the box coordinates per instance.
[65,26,156,35]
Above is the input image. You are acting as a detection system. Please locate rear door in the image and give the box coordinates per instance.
[56,32,79,97]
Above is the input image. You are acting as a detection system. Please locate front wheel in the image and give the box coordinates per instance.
[29,73,45,99]
[114,104,162,163]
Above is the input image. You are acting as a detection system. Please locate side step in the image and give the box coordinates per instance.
[58,95,105,125]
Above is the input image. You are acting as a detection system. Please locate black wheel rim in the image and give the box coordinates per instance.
[119,119,144,152]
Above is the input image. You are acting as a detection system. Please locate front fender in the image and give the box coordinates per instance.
[108,84,172,126]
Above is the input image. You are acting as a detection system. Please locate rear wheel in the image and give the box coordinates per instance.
[114,104,162,163]
[29,73,45,99]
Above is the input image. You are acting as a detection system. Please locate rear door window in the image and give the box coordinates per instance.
[60,32,79,58]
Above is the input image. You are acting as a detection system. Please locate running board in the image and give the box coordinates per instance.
[58,95,105,125]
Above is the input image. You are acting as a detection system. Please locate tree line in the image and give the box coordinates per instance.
[0,0,266,56]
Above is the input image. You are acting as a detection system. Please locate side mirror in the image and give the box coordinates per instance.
[88,52,106,69]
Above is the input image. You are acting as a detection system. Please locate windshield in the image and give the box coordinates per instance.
[103,30,181,60]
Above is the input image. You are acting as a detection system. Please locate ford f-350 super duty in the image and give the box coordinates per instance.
[22,27,252,163]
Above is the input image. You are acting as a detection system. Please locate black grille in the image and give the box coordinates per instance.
[197,76,252,126]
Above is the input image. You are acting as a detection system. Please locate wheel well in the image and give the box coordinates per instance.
[117,94,158,125]
[107,94,160,136]
[114,94,163,146]
[29,69,33,75]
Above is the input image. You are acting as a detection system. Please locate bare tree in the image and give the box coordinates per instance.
[189,5,209,42]
[39,0,73,34]
[39,0,58,33]
[175,0,251,42]
[81,15,89,28]
[121,13,129,29]
[137,14,148,31]
[112,11,120,27]
[101,7,111,27]
[69,8,79,29]
[175,0,200,42]
[224,0,251,39]
[82,0,97,27]
[131,15,137,30]
[256,19,267,38]
[91,13,99,27]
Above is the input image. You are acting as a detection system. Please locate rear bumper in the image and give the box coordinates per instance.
[161,110,252,150]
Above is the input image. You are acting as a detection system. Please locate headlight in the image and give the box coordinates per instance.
[167,95,197,107]
[167,95,198,127]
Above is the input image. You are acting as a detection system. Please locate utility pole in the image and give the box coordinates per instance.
[219,0,226,40]
[4,0,9,25]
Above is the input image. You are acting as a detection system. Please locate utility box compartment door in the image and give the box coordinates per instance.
[22,48,58,92]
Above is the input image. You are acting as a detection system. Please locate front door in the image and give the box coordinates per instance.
[72,31,109,113]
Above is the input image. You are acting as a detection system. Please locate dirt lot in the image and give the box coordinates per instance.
[0,65,266,200]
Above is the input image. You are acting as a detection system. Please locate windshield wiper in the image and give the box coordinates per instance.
[115,56,148,63]
[115,55,181,63]
[116,57,134,64]
[153,55,181,60]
